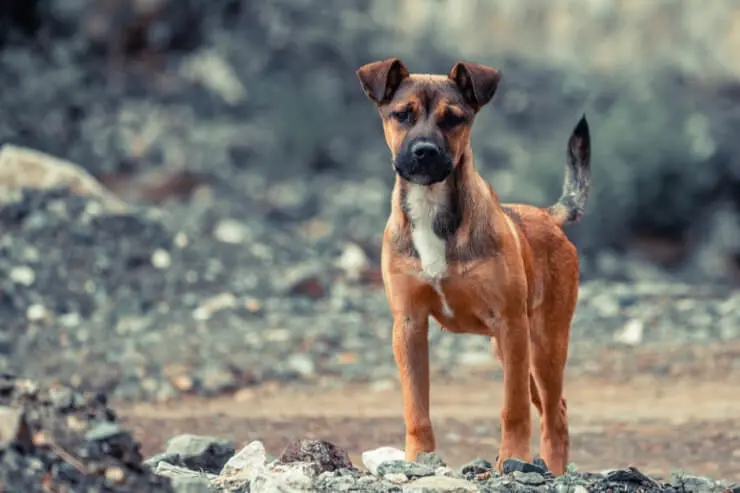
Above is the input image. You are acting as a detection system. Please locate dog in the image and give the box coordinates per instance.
[355,57,591,476]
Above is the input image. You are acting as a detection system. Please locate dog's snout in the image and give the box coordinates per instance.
[411,141,440,161]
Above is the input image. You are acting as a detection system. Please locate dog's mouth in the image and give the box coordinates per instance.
[393,159,453,185]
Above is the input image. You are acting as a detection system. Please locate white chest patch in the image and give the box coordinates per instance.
[405,184,454,317]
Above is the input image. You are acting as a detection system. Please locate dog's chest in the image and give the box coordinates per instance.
[405,185,448,279]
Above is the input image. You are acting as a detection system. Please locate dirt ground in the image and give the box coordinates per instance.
[118,342,740,482]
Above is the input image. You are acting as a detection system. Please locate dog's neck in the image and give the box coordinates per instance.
[394,152,495,279]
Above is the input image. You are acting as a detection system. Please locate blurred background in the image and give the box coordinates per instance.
[2,0,740,477]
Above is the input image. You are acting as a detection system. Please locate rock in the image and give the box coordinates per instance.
[169,476,213,493]
[670,474,727,493]
[416,452,447,469]
[218,440,268,483]
[287,275,327,300]
[514,471,547,486]
[0,374,174,492]
[164,434,236,474]
[532,457,549,474]
[85,421,126,442]
[501,458,547,475]
[459,459,493,478]
[377,460,436,480]
[251,462,320,493]
[362,446,406,475]
[278,439,354,473]
[604,467,658,487]
[0,405,31,448]
[153,462,216,493]
[334,242,370,281]
[146,452,184,470]
[313,468,366,492]
[0,144,126,211]
[213,218,251,244]
[402,475,478,492]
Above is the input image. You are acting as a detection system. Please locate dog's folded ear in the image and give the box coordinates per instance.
[356,58,410,104]
[448,61,501,111]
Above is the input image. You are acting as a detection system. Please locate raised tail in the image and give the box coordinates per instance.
[548,114,591,228]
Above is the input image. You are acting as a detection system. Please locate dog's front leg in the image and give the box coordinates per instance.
[392,314,435,461]
[495,310,532,470]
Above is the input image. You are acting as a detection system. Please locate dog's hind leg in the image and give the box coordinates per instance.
[529,273,576,475]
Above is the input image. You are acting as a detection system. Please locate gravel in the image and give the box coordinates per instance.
[1,375,737,492]
[151,437,737,493]
[0,181,738,402]
[0,374,173,492]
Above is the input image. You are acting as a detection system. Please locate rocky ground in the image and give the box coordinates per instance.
[3,374,740,492]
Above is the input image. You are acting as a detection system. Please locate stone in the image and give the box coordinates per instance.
[605,467,657,487]
[0,406,31,448]
[416,452,447,469]
[164,434,236,474]
[402,475,479,492]
[153,462,216,493]
[169,476,213,493]
[278,439,354,473]
[85,421,126,442]
[219,440,268,481]
[0,144,127,211]
[514,471,547,486]
[459,459,493,478]
[501,458,547,475]
[362,446,406,475]
[250,462,320,493]
[377,460,436,480]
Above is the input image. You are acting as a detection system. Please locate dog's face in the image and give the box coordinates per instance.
[356,58,500,185]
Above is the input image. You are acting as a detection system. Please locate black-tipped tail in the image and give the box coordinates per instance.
[548,114,591,227]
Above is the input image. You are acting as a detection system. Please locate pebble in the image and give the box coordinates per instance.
[213,219,250,244]
[151,248,172,269]
[403,475,478,492]
[9,265,35,286]
[163,434,236,474]
[377,460,436,480]
[25,303,48,322]
[362,446,406,475]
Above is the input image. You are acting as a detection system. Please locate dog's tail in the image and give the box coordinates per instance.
[547,114,591,228]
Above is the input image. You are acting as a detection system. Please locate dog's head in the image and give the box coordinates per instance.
[356,58,500,185]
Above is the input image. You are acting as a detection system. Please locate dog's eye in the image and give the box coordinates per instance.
[390,109,413,124]
[439,112,466,129]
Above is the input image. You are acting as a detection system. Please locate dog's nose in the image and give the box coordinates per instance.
[411,141,440,161]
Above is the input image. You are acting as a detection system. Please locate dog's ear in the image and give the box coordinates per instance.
[356,58,410,105]
[448,61,501,111]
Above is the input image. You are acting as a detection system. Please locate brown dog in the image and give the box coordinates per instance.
[355,58,591,476]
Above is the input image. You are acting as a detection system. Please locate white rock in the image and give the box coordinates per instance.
[26,304,48,322]
[151,248,172,269]
[334,242,369,281]
[9,266,35,286]
[613,319,644,346]
[361,446,405,476]
[218,440,267,480]
[0,144,126,211]
[213,219,250,244]
[180,49,247,106]
[286,353,316,377]
[384,472,410,484]
[191,292,238,321]
[402,475,478,492]
[251,462,319,493]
